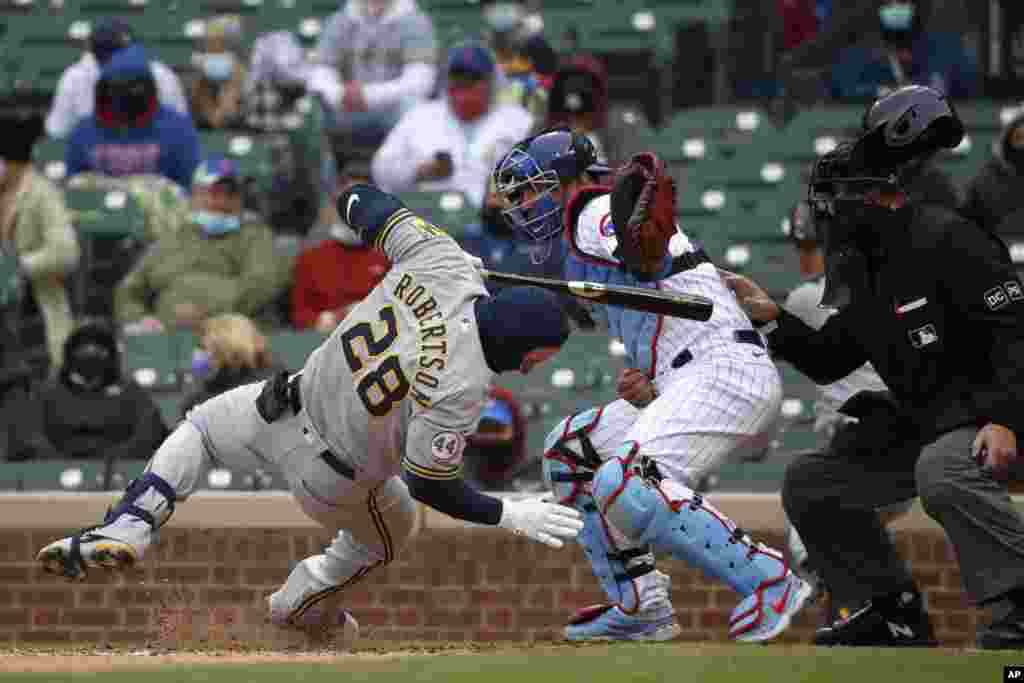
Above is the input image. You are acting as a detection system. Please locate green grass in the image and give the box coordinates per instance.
[2,643,1023,683]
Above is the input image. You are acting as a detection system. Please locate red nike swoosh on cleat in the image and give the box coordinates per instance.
[770,583,792,616]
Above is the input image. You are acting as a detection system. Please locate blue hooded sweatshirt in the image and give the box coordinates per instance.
[66,45,200,190]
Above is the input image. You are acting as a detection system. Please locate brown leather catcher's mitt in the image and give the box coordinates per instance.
[609,152,678,275]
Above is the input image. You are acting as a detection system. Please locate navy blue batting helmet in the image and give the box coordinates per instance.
[492,127,611,242]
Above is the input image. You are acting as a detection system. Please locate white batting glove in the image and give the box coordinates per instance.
[498,496,583,549]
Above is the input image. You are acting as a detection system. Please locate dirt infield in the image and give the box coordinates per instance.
[0,641,552,673]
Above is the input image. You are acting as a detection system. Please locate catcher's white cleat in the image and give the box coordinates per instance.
[37,530,139,581]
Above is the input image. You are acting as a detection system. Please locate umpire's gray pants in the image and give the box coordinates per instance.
[150,380,417,576]
[783,425,1024,606]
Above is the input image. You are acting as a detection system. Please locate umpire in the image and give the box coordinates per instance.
[723,85,1024,650]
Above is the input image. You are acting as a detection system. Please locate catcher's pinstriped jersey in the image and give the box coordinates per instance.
[567,193,755,377]
[298,213,492,483]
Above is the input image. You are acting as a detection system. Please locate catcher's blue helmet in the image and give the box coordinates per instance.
[493,127,611,242]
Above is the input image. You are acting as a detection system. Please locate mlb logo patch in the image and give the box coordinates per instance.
[985,286,1009,310]
[908,324,938,348]
[1006,280,1024,302]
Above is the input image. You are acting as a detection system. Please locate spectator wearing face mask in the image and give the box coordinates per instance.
[65,45,201,190]
[46,17,189,140]
[188,15,247,130]
[181,313,284,416]
[372,42,533,208]
[115,157,286,334]
[32,318,168,461]
[962,112,1024,235]
[828,0,979,101]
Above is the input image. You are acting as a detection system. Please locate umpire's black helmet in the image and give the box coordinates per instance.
[851,85,964,183]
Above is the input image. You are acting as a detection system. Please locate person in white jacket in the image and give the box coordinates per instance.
[371,42,533,209]
[307,0,437,148]
[46,17,188,140]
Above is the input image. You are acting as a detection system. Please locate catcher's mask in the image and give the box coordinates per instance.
[493,127,610,244]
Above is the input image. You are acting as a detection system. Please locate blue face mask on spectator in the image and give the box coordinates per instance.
[879,3,915,31]
[192,210,241,236]
[191,348,213,379]
[202,53,236,82]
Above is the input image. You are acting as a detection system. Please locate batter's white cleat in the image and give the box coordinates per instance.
[267,594,360,647]
[36,528,139,581]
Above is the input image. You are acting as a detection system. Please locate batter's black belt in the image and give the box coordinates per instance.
[288,373,356,481]
[670,329,766,369]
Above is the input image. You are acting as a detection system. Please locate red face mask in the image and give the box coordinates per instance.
[448,81,490,121]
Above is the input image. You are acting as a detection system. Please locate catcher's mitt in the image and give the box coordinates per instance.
[610,152,677,276]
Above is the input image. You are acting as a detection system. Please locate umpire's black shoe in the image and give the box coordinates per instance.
[813,591,938,647]
[977,607,1024,650]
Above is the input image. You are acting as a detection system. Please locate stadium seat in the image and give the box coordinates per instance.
[199,131,276,193]
[397,191,478,239]
[269,329,326,371]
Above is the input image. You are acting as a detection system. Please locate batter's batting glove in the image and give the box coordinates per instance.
[610,152,678,277]
[498,496,583,549]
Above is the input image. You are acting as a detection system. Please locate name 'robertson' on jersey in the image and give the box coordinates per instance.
[392,272,447,408]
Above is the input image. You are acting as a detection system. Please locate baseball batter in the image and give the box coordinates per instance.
[36,185,583,638]
[493,129,810,642]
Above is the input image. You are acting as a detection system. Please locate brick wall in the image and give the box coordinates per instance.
[0,522,977,647]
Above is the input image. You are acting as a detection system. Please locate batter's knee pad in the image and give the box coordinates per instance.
[592,443,787,597]
[542,409,656,613]
[105,472,177,530]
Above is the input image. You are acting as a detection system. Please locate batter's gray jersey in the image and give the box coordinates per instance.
[299,213,492,483]
[784,278,888,424]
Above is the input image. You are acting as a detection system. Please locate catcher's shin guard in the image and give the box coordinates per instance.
[542,411,666,614]
[592,443,811,641]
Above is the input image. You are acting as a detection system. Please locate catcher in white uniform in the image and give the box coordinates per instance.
[36,185,583,639]
[492,128,811,642]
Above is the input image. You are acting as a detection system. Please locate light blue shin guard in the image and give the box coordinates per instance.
[543,410,657,613]
[592,443,787,597]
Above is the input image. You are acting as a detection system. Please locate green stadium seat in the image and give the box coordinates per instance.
[199,131,276,192]
[397,191,478,239]
[123,330,196,391]
[497,330,625,458]
[269,329,326,370]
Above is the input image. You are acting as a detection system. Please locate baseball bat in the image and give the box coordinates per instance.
[479,269,713,321]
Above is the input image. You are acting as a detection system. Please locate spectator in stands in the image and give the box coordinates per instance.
[828,0,979,100]
[461,385,528,490]
[543,56,614,163]
[0,109,79,368]
[291,147,389,332]
[779,0,821,52]
[372,42,533,208]
[962,111,1024,234]
[65,45,201,190]
[306,0,437,149]
[34,318,167,461]
[523,33,558,91]
[483,1,546,118]
[188,15,247,131]
[46,17,189,140]
[182,313,284,416]
[116,156,285,334]
[245,31,310,130]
